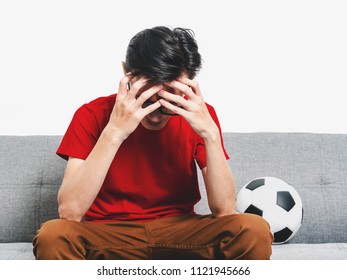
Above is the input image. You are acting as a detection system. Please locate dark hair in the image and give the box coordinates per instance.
[125,26,202,84]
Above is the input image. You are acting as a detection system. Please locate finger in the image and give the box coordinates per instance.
[157,89,190,109]
[141,100,161,116]
[118,74,134,96]
[159,99,188,117]
[177,77,202,96]
[136,84,163,106]
[127,77,150,99]
[165,80,198,100]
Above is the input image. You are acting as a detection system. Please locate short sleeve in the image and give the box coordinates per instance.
[56,105,99,161]
[194,104,230,169]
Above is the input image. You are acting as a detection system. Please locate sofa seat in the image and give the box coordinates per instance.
[271,243,347,260]
[0,243,34,260]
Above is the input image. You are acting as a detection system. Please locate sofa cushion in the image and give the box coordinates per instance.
[196,133,347,244]
[221,133,347,243]
[0,136,64,242]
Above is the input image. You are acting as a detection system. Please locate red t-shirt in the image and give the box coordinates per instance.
[57,94,229,222]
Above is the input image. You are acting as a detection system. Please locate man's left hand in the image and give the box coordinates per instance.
[158,77,219,141]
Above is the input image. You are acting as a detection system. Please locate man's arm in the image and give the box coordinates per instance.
[201,134,236,216]
[57,131,124,222]
[58,75,162,221]
[158,77,236,216]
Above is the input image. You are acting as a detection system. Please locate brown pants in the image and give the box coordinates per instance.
[33,213,273,260]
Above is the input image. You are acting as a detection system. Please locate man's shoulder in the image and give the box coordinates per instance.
[77,94,117,116]
[73,94,116,128]
[82,93,116,112]
[205,102,214,110]
[204,102,217,117]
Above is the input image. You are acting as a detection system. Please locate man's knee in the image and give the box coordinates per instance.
[235,213,273,259]
[237,213,273,239]
[34,219,61,245]
[219,213,273,259]
[235,212,269,233]
[33,219,81,259]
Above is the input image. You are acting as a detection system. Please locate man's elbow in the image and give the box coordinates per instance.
[58,204,84,222]
[210,205,236,217]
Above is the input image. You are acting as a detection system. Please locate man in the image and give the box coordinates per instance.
[33,26,273,259]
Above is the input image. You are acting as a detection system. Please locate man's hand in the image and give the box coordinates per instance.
[106,75,162,141]
[158,77,219,141]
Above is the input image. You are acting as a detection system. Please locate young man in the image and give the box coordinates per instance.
[33,26,273,260]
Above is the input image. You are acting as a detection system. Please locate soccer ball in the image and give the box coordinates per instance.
[236,177,303,244]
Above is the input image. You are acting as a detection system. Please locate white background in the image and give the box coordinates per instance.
[0,0,346,135]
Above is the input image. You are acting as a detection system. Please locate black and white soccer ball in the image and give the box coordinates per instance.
[236,177,303,244]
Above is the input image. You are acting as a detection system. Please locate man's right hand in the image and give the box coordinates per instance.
[58,75,163,221]
[105,75,162,142]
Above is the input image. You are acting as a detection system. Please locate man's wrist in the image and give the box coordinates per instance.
[201,124,220,143]
[102,125,127,146]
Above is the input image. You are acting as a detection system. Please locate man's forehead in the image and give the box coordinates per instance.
[132,72,188,84]
[136,79,173,92]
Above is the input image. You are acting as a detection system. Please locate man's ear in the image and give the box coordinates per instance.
[121,61,127,75]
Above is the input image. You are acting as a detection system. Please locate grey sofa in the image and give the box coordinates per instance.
[1,133,346,260]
